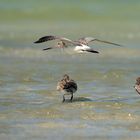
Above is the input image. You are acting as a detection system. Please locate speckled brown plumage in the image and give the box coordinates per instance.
[134,77,140,95]
[57,74,77,102]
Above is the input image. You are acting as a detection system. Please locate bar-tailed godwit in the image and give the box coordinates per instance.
[56,74,78,102]
[134,77,140,95]
[34,35,121,54]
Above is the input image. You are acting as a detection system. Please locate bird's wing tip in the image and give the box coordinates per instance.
[42,47,52,51]
[34,41,39,43]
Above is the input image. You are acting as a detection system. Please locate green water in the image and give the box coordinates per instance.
[0,0,140,140]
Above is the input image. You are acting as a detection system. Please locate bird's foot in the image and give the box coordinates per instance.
[62,95,65,103]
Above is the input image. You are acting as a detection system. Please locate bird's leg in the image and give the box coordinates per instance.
[62,93,72,103]
[62,47,65,52]
[62,94,65,102]
[70,93,73,102]
[60,47,65,53]
[62,92,68,102]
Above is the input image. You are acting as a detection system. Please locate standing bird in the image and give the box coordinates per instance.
[34,35,121,54]
[134,77,140,95]
[57,74,78,102]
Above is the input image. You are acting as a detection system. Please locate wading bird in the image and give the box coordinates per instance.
[34,35,121,54]
[134,77,140,95]
[56,74,78,102]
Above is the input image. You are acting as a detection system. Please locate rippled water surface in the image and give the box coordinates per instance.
[0,0,140,140]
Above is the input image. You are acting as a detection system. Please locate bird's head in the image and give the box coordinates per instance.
[136,77,140,85]
[57,41,64,48]
[63,74,70,81]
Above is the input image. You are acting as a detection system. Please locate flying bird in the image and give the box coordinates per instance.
[34,35,80,50]
[134,77,140,95]
[34,35,122,54]
[57,74,78,102]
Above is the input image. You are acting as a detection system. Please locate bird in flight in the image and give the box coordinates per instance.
[34,35,121,54]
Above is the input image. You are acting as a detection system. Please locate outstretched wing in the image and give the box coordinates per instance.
[34,35,58,43]
[42,45,65,51]
[78,37,96,44]
[94,39,122,46]
[34,35,80,46]
[84,49,99,53]
[42,47,52,51]
[78,37,122,46]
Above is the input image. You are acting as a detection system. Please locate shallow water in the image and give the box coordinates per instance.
[0,0,140,140]
[0,46,140,140]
